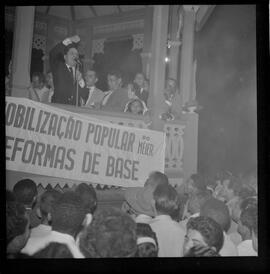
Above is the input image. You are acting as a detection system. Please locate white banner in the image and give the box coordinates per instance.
[6,97,166,187]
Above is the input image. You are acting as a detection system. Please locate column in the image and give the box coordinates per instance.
[141,7,153,78]
[148,5,169,131]
[179,5,198,105]
[168,5,181,80]
[11,6,35,98]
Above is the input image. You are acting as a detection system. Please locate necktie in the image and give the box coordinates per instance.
[68,67,74,82]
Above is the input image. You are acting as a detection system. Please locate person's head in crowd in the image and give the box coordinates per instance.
[183,216,224,255]
[125,98,144,115]
[6,200,30,254]
[63,43,79,67]
[237,204,257,242]
[152,183,180,219]
[6,189,16,202]
[200,197,231,233]
[218,176,242,203]
[79,208,137,258]
[187,191,212,216]
[186,173,207,196]
[33,242,73,258]
[107,70,122,91]
[184,244,221,257]
[51,191,85,238]
[164,78,178,101]
[36,189,62,225]
[144,171,169,189]
[31,72,46,89]
[136,223,158,257]
[74,183,97,227]
[133,72,145,88]
[13,179,38,210]
[231,195,257,223]
[124,186,157,219]
[46,71,54,89]
[84,69,98,88]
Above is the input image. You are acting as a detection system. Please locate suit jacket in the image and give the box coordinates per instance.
[81,86,104,108]
[49,42,84,105]
[101,87,130,113]
[134,87,149,106]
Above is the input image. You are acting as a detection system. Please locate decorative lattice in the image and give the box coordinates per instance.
[35,21,47,32]
[32,34,46,53]
[164,123,185,170]
[132,33,144,50]
[92,39,105,56]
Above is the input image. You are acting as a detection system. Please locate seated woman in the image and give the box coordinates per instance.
[28,72,50,103]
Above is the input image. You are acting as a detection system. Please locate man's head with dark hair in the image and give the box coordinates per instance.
[63,43,79,67]
[51,191,86,237]
[200,197,231,233]
[6,200,30,253]
[31,72,46,88]
[187,173,207,195]
[34,242,73,258]
[13,179,37,208]
[238,204,257,241]
[107,70,122,91]
[187,191,212,215]
[144,171,169,189]
[232,196,257,223]
[136,223,158,257]
[37,189,62,224]
[74,183,97,214]
[219,176,242,202]
[79,208,137,258]
[153,183,180,218]
[184,216,224,255]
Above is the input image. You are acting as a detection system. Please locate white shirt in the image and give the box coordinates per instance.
[220,232,239,256]
[65,64,85,88]
[21,230,84,258]
[135,214,153,224]
[30,224,52,238]
[150,215,185,257]
[237,239,257,256]
[85,86,95,106]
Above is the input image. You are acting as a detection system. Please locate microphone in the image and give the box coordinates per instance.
[74,57,82,66]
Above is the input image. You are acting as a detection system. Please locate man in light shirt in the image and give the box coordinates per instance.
[150,183,185,257]
[81,70,104,109]
[101,70,129,112]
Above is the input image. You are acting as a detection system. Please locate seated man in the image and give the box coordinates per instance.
[21,191,85,258]
[28,72,51,103]
[101,70,129,112]
[78,208,137,258]
[150,183,185,257]
[237,204,257,256]
[80,70,104,108]
[200,197,238,256]
[183,216,224,256]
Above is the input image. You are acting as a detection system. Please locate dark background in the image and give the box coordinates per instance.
[195,5,257,175]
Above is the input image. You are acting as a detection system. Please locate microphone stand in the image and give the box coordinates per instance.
[75,62,80,107]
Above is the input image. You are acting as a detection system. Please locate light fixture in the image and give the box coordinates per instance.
[165,57,170,63]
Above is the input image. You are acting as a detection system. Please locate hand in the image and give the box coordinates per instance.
[75,70,82,81]
[69,35,80,43]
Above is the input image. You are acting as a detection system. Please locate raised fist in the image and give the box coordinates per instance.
[69,35,80,43]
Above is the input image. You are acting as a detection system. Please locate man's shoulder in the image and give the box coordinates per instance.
[94,87,104,94]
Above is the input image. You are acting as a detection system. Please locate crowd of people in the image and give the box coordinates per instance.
[6,35,183,120]
[6,169,257,258]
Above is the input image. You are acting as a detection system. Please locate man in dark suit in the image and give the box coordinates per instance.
[49,35,85,105]
[101,70,129,113]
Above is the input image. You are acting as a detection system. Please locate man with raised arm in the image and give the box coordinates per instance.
[49,35,85,105]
